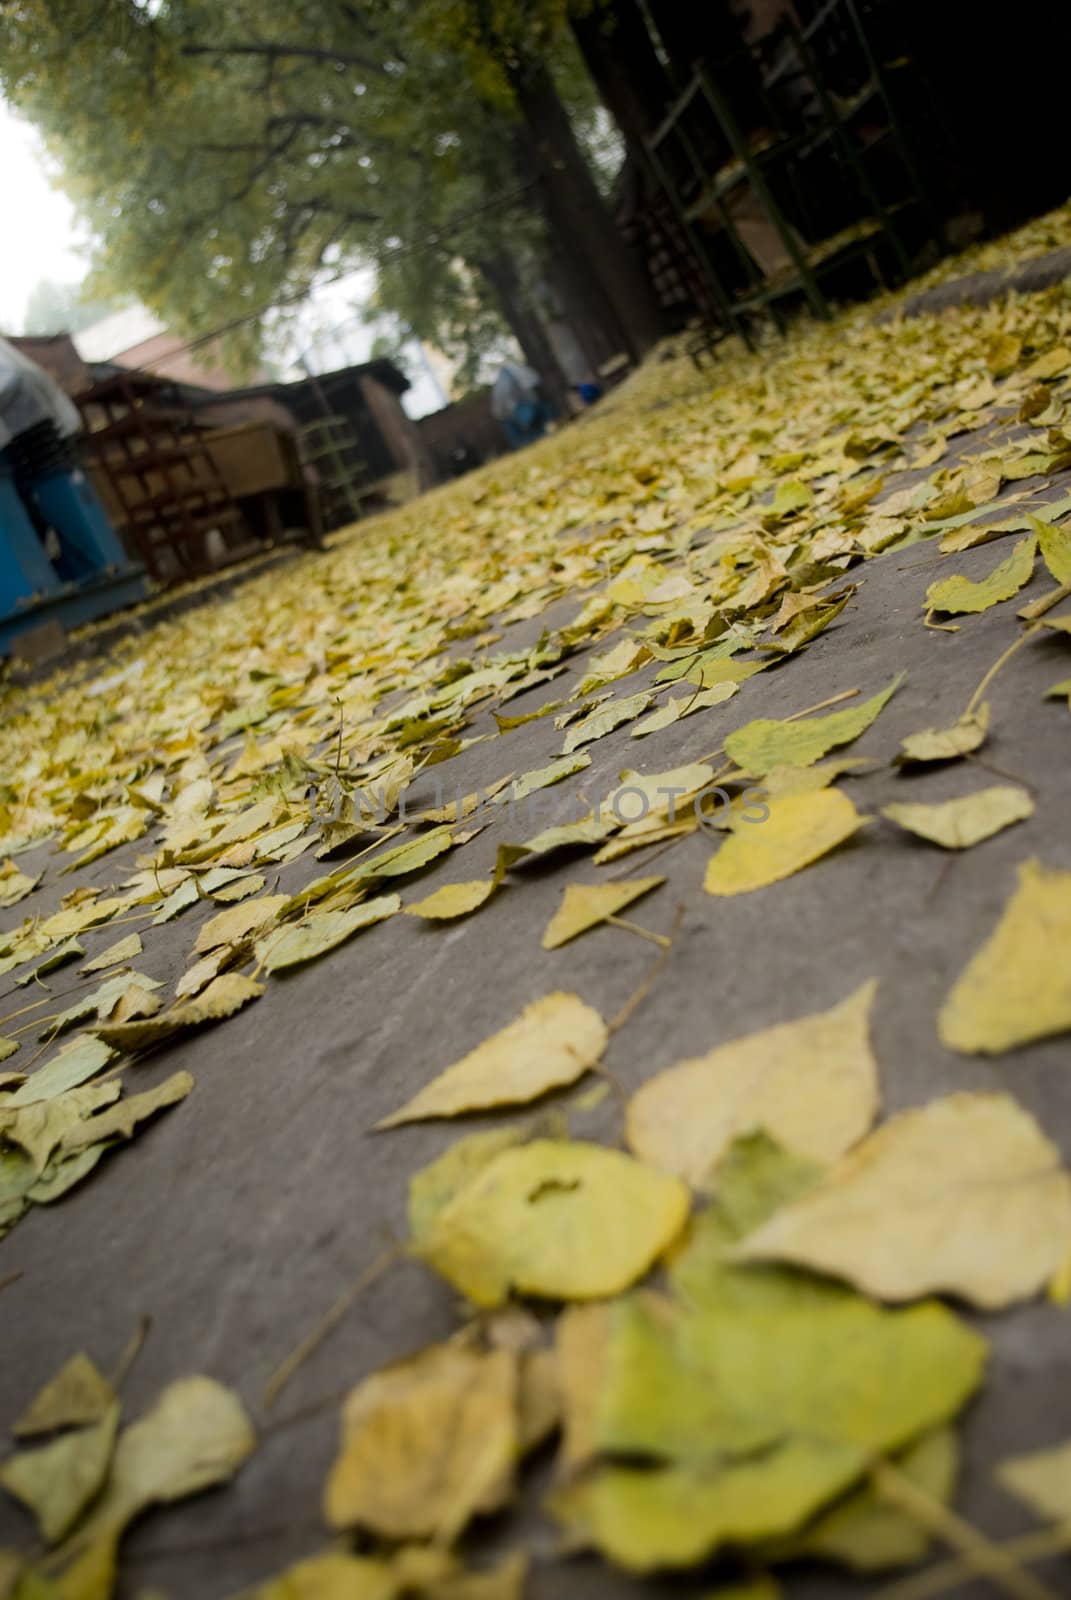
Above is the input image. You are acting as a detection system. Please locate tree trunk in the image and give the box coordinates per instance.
[474,250,572,414]
[570,0,671,161]
[507,53,666,360]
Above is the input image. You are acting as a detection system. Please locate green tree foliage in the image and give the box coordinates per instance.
[0,0,637,381]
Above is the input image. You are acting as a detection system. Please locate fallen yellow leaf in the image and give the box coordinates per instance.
[939,859,1071,1053]
[626,981,879,1185]
[418,1139,690,1306]
[377,993,607,1127]
[704,789,866,895]
[734,1091,1071,1308]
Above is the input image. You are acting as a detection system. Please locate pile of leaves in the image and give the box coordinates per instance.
[4,203,1071,1596]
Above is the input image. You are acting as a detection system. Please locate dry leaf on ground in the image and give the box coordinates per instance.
[996,1438,1071,1524]
[323,1339,517,1540]
[418,1139,689,1307]
[705,789,866,896]
[256,895,400,972]
[0,1403,119,1543]
[542,877,664,949]
[734,1091,1071,1307]
[882,785,1033,848]
[95,973,263,1051]
[377,993,607,1127]
[939,859,1071,1053]
[14,1354,115,1437]
[896,704,990,765]
[723,676,901,774]
[626,981,879,1185]
[925,533,1037,614]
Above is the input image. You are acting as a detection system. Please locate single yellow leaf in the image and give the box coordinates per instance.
[541,877,664,949]
[404,880,497,920]
[630,683,738,738]
[14,1354,116,1437]
[939,859,1071,1053]
[377,993,607,1127]
[997,1439,1071,1523]
[549,1437,864,1572]
[210,872,266,904]
[1030,514,1071,584]
[49,1377,254,1580]
[256,895,400,972]
[194,893,290,954]
[504,752,590,802]
[418,1139,689,1307]
[561,691,654,754]
[417,1553,528,1599]
[0,1403,119,1544]
[80,934,143,974]
[599,763,714,823]
[734,1091,1071,1308]
[773,1427,958,1572]
[627,981,879,1186]
[408,1128,528,1244]
[0,860,40,910]
[61,1070,193,1155]
[882,785,1033,848]
[723,676,901,774]
[174,951,225,1001]
[925,533,1036,614]
[95,973,263,1051]
[6,1037,116,1107]
[253,1549,401,1600]
[704,788,866,895]
[896,704,990,764]
[323,1340,517,1540]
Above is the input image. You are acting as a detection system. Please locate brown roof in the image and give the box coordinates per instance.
[9,334,93,397]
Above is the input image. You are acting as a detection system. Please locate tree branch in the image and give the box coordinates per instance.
[183,40,390,76]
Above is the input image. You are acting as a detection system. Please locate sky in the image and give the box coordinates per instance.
[0,98,90,333]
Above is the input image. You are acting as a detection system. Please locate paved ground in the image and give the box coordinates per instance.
[3,265,1071,1596]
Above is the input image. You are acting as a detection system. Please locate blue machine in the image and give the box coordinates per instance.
[0,339,147,655]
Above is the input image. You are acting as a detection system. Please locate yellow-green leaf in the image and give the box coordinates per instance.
[882,785,1033,848]
[14,1354,116,1438]
[61,1070,193,1155]
[734,1091,1071,1308]
[194,893,290,954]
[95,973,263,1051]
[562,691,654,754]
[939,859,1071,1053]
[896,704,990,764]
[627,981,879,1186]
[504,753,590,802]
[253,1549,402,1600]
[419,1139,690,1307]
[6,1036,116,1107]
[377,993,607,1128]
[404,880,497,920]
[925,533,1036,615]
[256,895,400,972]
[549,1438,865,1572]
[80,934,143,974]
[1030,514,1071,584]
[323,1339,517,1540]
[704,789,866,896]
[723,676,901,774]
[997,1438,1071,1524]
[541,877,663,949]
[0,1404,119,1544]
[408,1128,528,1244]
